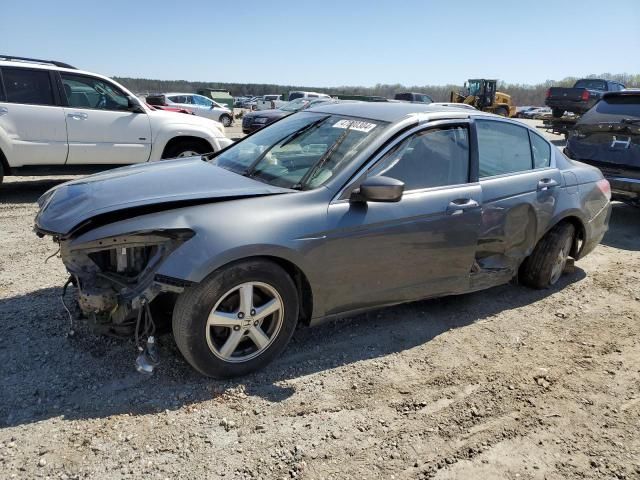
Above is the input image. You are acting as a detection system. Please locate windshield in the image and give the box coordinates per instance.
[574,80,607,90]
[214,112,388,190]
[468,80,482,96]
[280,98,311,112]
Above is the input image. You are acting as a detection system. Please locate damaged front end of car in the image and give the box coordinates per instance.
[56,228,194,337]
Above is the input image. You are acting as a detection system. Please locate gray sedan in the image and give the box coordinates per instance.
[35,103,611,378]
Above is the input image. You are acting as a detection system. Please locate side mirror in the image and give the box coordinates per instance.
[127,96,145,113]
[351,176,404,203]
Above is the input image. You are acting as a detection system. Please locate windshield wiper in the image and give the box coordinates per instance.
[242,116,329,178]
[294,127,352,190]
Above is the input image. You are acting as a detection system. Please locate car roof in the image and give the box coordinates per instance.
[306,101,483,123]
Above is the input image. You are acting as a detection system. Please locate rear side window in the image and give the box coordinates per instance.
[477,120,532,177]
[529,132,551,168]
[168,95,187,103]
[369,126,470,190]
[1,67,55,106]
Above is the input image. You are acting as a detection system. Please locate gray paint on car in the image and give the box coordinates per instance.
[35,105,611,326]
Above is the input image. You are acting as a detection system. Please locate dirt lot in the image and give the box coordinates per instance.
[0,121,639,480]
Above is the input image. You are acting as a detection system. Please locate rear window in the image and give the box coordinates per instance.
[574,80,607,90]
[1,67,55,106]
[289,92,304,100]
[595,96,640,117]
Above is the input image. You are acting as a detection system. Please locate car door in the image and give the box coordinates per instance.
[321,121,482,315]
[60,73,151,164]
[191,95,219,121]
[473,119,561,284]
[0,66,68,166]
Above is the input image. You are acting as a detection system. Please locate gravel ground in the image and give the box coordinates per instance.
[1,121,639,479]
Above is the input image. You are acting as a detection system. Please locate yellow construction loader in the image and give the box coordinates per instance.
[450,79,516,117]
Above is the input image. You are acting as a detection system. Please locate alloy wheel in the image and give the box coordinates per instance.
[205,282,284,363]
[176,150,200,158]
[550,235,572,285]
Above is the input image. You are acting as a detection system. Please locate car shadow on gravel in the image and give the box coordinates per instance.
[0,178,72,204]
[0,269,585,428]
[601,202,640,251]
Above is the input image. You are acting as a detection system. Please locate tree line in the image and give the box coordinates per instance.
[115,73,639,107]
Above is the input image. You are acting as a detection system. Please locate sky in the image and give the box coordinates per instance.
[2,0,639,87]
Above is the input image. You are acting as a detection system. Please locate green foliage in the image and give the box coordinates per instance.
[115,73,640,107]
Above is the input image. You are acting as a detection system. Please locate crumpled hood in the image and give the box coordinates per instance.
[35,158,292,235]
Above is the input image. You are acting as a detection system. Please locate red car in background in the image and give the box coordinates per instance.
[145,103,195,115]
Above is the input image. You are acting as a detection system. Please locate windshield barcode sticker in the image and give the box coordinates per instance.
[333,119,377,133]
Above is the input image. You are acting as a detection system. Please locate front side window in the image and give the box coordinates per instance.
[529,131,551,169]
[192,95,213,107]
[61,74,128,111]
[368,126,470,191]
[477,120,532,177]
[214,112,387,190]
[2,67,54,106]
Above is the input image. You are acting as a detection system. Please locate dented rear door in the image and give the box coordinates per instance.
[473,119,561,286]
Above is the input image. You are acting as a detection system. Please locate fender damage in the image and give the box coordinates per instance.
[34,158,293,335]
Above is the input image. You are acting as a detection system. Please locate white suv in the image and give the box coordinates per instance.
[0,55,233,184]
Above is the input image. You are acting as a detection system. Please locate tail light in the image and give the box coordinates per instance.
[597,178,611,201]
[581,90,590,101]
[546,88,551,99]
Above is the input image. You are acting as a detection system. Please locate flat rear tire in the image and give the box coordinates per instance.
[520,223,575,289]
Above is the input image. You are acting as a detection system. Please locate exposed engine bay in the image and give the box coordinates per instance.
[56,229,194,337]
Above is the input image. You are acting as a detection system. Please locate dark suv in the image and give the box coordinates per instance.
[565,90,640,205]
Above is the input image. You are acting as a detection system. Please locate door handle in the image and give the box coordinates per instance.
[537,178,559,191]
[0,107,8,116]
[447,198,479,215]
[67,112,88,120]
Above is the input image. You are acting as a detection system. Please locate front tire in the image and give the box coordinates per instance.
[520,223,575,289]
[220,114,232,127]
[172,260,299,378]
[162,140,211,159]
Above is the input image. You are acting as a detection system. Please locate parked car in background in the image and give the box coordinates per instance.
[147,93,234,127]
[147,103,195,115]
[394,92,433,104]
[288,91,331,101]
[521,107,552,119]
[515,106,538,118]
[234,96,250,107]
[565,89,640,206]
[35,102,611,378]
[197,88,234,111]
[546,79,625,118]
[244,97,259,109]
[256,95,285,110]
[242,97,339,133]
[0,55,231,184]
